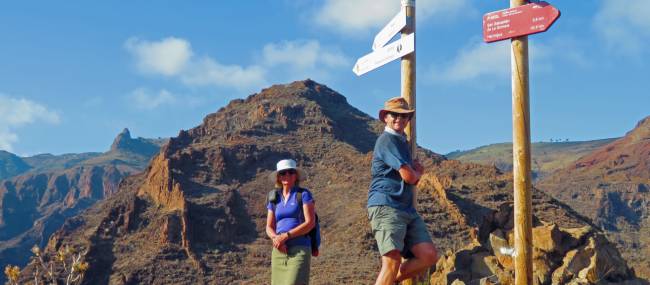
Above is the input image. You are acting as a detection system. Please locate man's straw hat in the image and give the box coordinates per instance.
[378,97,415,123]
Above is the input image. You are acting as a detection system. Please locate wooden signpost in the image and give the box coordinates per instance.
[353,33,414,76]
[373,9,407,51]
[353,0,416,158]
[483,1,560,43]
[483,1,560,285]
[352,0,416,158]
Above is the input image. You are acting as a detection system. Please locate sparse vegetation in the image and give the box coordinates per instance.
[32,244,89,285]
[3,245,89,285]
[4,265,20,285]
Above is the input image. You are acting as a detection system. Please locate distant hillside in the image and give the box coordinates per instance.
[537,116,650,279]
[446,139,617,180]
[22,152,102,173]
[19,129,167,174]
[0,151,31,180]
[0,129,165,283]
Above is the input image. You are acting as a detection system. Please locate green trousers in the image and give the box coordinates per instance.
[271,245,311,285]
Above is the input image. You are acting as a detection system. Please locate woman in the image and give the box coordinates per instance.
[266,159,316,285]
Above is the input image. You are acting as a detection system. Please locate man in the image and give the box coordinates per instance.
[368,97,438,285]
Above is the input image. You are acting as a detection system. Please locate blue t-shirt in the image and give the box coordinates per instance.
[368,130,415,212]
[267,187,314,248]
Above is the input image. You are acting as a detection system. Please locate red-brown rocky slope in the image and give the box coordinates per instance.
[19,80,640,284]
[537,116,650,279]
[0,129,162,282]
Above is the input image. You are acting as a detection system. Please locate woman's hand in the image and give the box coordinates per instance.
[277,243,288,254]
[272,233,289,253]
[273,232,289,246]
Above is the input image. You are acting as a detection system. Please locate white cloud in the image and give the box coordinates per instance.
[128,88,177,110]
[125,37,349,92]
[595,0,650,56]
[260,40,349,83]
[432,40,559,83]
[181,58,267,90]
[434,41,510,82]
[125,37,193,76]
[0,95,60,151]
[315,0,469,34]
[263,40,348,70]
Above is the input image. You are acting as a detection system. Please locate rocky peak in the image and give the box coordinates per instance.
[109,128,132,151]
[626,115,650,142]
[109,128,159,157]
[139,79,382,211]
[158,80,382,171]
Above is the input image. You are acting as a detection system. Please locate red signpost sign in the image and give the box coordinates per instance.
[483,1,560,43]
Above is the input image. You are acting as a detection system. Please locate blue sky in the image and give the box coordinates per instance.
[0,0,648,156]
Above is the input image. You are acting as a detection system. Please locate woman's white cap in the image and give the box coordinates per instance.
[276,159,297,171]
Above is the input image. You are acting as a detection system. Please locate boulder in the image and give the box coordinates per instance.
[488,229,513,270]
[532,223,563,253]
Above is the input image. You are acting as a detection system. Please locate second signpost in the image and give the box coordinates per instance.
[483,1,560,285]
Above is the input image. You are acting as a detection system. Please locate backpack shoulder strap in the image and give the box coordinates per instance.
[295,188,306,221]
[267,189,280,206]
[296,188,305,208]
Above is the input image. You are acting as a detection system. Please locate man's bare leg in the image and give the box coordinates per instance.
[395,243,438,282]
[375,250,402,285]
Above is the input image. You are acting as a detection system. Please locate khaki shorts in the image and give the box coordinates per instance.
[368,206,433,257]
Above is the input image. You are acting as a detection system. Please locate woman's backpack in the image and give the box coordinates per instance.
[268,188,321,256]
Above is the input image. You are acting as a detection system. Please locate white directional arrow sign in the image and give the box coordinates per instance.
[373,10,407,50]
[353,33,414,76]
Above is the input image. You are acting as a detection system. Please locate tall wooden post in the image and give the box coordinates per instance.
[401,0,416,155]
[401,1,418,285]
[510,0,533,284]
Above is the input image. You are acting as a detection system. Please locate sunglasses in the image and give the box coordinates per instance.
[387,112,412,119]
[278,169,297,176]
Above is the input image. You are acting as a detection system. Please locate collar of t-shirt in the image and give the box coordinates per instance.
[281,186,298,206]
[384,126,406,138]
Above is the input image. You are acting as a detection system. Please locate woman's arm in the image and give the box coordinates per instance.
[275,202,315,243]
[266,209,278,239]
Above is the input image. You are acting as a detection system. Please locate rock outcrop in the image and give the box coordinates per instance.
[110,128,161,157]
[430,203,639,285]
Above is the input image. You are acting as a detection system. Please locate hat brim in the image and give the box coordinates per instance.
[379,108,415,123]
[268,168,307,185]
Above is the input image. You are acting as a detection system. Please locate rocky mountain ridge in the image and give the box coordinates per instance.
[16,80,642,284]
[537,116,650,280]
[0,129,164,283]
